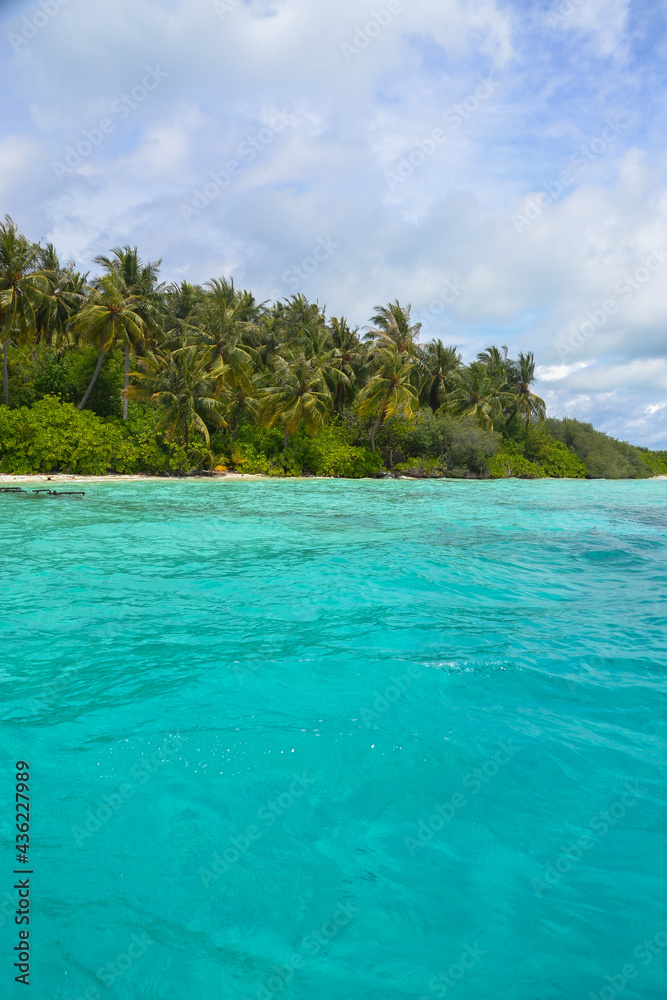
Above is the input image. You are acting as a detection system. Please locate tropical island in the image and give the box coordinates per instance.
[1,216,665,480]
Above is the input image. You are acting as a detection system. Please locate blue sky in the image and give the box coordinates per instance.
[1,0,666,445]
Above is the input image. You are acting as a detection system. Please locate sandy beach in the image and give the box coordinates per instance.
[1,473,666,485]
[0,472,266,484]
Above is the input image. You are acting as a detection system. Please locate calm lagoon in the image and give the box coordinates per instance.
[2,478,666,999]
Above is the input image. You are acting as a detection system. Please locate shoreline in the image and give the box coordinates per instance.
[1,473,666,485]
[0,473,265,484]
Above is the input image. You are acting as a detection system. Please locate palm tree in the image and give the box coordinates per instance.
[249,311,289,368]
[421,340,461,412]
[298,320,333,361]
[55,269,88,345]
[0,217,49,406]
[32,243,61,346]
[508,351,546,425]
[74,274,147,411]
[93,246,163,304]
[127,346,226,449]
[34,246,87,348]
[329,317,369,412]
[356,346,419,450]
[364,301,421,355]
[274,294,326,343]
[260,354,332,447]
[93,247,165,418]
[194,278,257,378]
[442,362,512,431]
[163,281,205,347]
[477,345,510,378]
[222,368,263,439]
[289,320,357,411]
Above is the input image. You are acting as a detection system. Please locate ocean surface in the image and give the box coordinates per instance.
[1,478,666,1000]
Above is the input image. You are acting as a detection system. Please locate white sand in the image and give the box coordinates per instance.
[0,472,266,484]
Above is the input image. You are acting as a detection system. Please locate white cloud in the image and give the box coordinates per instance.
[547,0,631,59]
[0,0,665,445]
[536,362,591,381]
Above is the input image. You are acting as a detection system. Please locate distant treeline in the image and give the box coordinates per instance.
[1,217,664,479]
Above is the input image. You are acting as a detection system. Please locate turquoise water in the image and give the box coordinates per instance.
[1,478,666,999]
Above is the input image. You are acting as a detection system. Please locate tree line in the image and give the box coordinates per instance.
[2,216,664,479]
[0,217,546,449]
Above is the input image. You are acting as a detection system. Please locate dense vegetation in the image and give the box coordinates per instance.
[1,217,664,479]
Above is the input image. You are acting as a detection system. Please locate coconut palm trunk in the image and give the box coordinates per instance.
[0,219,50,406]
[370,417,382,452]
[369,402,390,452]
[2,338,9,406]
[123,345,130,420]
[78,345,107,410]
[357,348,417,451]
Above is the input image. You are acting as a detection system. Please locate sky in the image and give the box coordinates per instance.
[1,0,666,445]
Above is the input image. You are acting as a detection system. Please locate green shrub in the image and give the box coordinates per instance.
[393,456,443,477]
[374,416,413,469]
[66,347,125,418]
[448,418,500,475]
[6,344,46,408]
[216,424,284,475]
[31,349,79,404]
[403,411,499,476]
[546,418,652,479]
[515,428,587,478]
[537,439,587,478]
[639,449,667,476]
[220,423,383,478]
[7,343,83,408]
[0,396,126,474]
[403,410,457,460]
[0,396,187,474]
[228,446,273,475]
[489,446,545,479]
[6,344,126,417]
[491,426,587,479]
[1,392,658,481]
[121,406,190,473]
[298,428,383,478]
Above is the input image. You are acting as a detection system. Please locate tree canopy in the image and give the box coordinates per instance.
[0,218,662,480]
